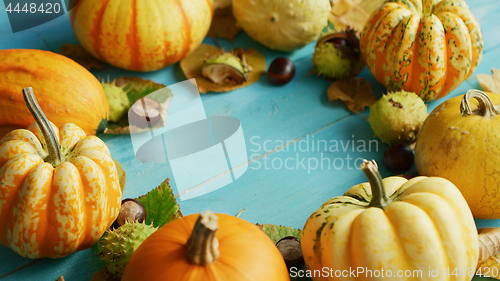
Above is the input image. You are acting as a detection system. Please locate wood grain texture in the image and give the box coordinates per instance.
[1,0,500,280]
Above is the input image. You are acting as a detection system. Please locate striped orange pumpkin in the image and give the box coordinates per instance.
[0,49,109,138]
[360,0,483,101]
[0,89,122,258]
[70,0,214,72]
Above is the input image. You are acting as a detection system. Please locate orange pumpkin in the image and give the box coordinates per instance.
[360,0,483,101]
[0,88,122,258]
[0,49,109,138]
[122,211,290,281]
[70,0,214,72]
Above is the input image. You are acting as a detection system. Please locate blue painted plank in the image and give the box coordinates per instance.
[0,249,103,281]
[1,0,500,279]
[0,245,38,278]
[466,0,500,53]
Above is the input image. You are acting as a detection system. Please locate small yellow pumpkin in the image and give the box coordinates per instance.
[122,211,290,281]
[415,90,500,219]
[0,88,122,258]
[302,160,478,281]
[360,0,483,101]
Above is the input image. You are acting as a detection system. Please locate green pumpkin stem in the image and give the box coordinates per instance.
[361,160,392,209]
[186,211,220,266]
[22,87,62,167]
[461,89,500,117]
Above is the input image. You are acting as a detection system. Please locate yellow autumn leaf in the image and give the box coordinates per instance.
[330,0,385,31]
[477,228,500,279]
[477,69,500,94]
[180,44,266,94]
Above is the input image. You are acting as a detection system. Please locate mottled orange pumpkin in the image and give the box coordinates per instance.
[360,0,483,101]
[70,0,214,72]
[0,49,109,138]
[0,88,122,258]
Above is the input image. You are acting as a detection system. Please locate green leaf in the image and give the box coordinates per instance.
[116,76,171,104]
[104,76,173,134]
[91,178,181,273]
[319,20,336,37]
[256,224,308,281]
[136,179,183,228]
[256,224,302,244]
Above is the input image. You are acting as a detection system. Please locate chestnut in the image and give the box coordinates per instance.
[113,198,147,228]
[267,57,295,86]
[383,144,415,174]
[129,97,161,128]
[276,236,305,270]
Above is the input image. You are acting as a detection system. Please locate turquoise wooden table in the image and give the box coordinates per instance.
[1,1,500,280]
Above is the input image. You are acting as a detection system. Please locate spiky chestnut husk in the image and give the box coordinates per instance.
[100,222,158,277]
[201,52,250,84]
[368,91,428,146]
[312,28,364,80]
[101,81,130,122]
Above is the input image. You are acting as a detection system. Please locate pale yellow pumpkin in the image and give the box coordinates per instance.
[302,160,478,281]
[0,88,122,258]
[415,90,500,219]
[232,0,331,51]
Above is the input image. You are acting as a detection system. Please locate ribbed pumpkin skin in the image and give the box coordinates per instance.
[122,213,290,281]
[415,93,500,219]
[360,0,483,101]
[0,123,122,258]
[301,176,478,281]
[70,0,213,72]
[0,49,109,138]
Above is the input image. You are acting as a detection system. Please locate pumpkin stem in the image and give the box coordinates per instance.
[361,159,392,209]
[22,87,62,167]
[461,89,500,117]
[186,211,220,266]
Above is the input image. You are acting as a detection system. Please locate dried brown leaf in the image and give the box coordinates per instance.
[214,0,232,9]
[208,5,241,42]
[90,267,120,281]
[180,44,266,94]
[327,77,376,112]
[477,68,500,94]
[58,44,104,71]
[477,228,500,279]
[329,0,385,31]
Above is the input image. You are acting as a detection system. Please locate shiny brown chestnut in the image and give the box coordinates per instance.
[267,57,296,86]
[383,144,415,174]
[112,198,147,228]
[276,236,305,270]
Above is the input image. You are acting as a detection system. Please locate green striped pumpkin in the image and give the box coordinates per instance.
[70,0,213,72]
[360,0,483,101]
